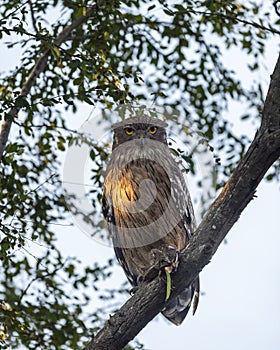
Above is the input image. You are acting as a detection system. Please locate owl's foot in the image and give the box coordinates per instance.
[151,246,180,301]
[129,247,180,295]
[152,246,180,273]
[144,246,180,282]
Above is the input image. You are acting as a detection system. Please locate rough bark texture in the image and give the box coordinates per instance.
[84,54,280,350]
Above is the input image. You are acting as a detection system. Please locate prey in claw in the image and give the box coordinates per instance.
[130,246,180,301]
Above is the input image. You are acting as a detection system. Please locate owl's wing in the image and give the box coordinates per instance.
[161,158,200,325]
[169,155,198,225]
[101,191,137,287]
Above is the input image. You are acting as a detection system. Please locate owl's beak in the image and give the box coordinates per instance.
[137,131,145,148]
[140,137,145,148]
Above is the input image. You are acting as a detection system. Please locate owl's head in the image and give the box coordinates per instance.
[112,116,168,149]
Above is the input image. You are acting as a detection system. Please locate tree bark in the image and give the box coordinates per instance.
[84,54,280,350]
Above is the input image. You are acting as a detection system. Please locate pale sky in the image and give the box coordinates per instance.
[1,3,279,350]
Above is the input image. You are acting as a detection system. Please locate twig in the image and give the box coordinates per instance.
[17,260,68,305]
[28,0,39,34]
[157,4,280,36]
[273,1,280,17]
[0,0,29,21]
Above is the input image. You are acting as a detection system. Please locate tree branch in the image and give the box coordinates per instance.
[84,53,280,350]
[160,5,280,36]
[28,0,39,34]
[0,3,98,162]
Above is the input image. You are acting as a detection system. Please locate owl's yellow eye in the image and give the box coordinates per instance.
[148,126,157,135]
[124,127,135,136]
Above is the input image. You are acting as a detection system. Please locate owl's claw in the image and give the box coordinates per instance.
[144,246,180,282]
[130,247,180,294]
[152,246,180,272]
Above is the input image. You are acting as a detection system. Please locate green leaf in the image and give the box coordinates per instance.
[5,143,19,153]
[14,96,29,108]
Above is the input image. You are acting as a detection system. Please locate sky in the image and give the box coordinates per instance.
[1,2,280,350]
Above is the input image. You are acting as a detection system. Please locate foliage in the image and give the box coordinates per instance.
[0,0,279,349]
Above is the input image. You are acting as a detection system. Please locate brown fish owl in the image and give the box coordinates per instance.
[102,116,199,325]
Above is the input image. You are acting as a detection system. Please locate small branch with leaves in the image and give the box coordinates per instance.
[0,3,98,162]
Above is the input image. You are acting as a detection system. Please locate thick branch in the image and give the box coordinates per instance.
[84,53,280,350]
[0,3,98,162]
[260,52,280,132]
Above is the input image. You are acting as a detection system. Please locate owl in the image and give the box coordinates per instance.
[102,115,199,325]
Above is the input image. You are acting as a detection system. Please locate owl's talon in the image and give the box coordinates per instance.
[151,246,180,273]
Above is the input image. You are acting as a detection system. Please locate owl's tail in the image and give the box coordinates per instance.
[161,277,200,326]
